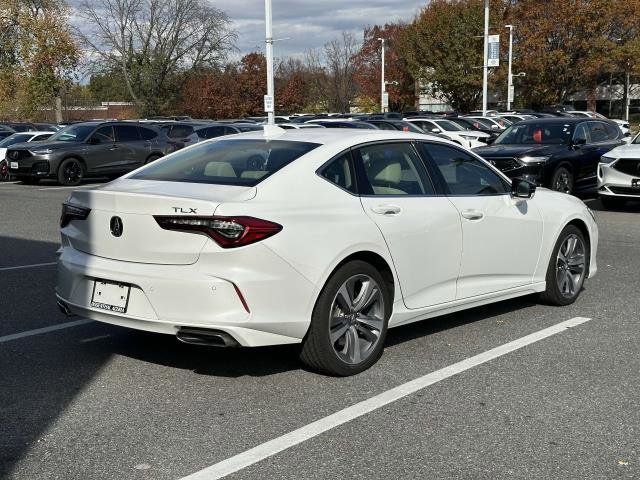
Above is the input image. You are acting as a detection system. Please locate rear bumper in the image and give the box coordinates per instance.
[55,244,317,346]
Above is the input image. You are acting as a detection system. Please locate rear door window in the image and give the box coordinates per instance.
[132,139,320,186]
[604,122,620,140]
[115,125,141,142]
[353,142,434,196]
[139,127,159,140]
[588,122,609,143]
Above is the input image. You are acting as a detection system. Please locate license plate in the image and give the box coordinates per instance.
[91,280,131,313]
[632,179,640,189]
[10,161,18,169]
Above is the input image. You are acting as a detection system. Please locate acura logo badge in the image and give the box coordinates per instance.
[110,216,123,237]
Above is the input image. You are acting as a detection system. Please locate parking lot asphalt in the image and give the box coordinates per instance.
[1,181,639,480]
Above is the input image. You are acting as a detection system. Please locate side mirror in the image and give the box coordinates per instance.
[88,136,101,145]
[431,128,441,133]
[511,177,536,199]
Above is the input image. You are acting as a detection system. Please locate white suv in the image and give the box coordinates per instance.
[598,132,640,208]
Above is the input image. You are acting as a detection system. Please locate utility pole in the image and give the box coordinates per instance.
[625,71,630,121]
[505,24,513,111]
[264,0,275,125]
[378,38,386,113]
[482,0,489,115]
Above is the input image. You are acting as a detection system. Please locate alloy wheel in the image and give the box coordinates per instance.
[554,170,572,194]
[63,161,82,184]
[329,274,385,365]
[556,233,586,298]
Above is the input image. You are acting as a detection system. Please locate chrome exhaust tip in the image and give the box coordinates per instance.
[176,327,239,348]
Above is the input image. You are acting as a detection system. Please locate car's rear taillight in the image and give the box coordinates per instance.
[153,216,282,248]
[60,202,91,228]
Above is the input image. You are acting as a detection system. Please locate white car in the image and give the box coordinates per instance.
[406,118,490,149]
[466,116,512,130]
[0,131,55,161]
[56,128,598,375]
[568,111,631,138]
[598,132,640,208]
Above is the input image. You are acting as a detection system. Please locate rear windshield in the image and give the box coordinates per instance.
[131,139,320,186]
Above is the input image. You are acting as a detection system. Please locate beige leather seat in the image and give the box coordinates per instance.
[369,156,406,195]
[204,162,236,177]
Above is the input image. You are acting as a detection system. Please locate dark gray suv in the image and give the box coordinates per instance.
[6,121,180,185]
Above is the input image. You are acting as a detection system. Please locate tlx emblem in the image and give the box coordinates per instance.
[172,207,197,214]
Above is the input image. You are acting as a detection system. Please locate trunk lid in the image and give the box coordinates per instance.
[64,180,256,265]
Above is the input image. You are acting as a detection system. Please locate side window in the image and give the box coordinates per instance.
[169,125,194,138]
[355,142,434,196]
[573,123,590,143]
[223,126,239,135]
[604,122,620,140]
[199,126,226,139]
[319,152,356,193]
[139,127,158,140]
[90,126,115,143]
[114,125,140,142]
[31,134,52,141]
[419,142,509,196]
[373,122,396,131]
[589,122,608,143]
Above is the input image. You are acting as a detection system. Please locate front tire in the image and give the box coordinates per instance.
[550,166,574,195]
[57,158,85,186]
[300,260,391,376]
[540,225,588,306]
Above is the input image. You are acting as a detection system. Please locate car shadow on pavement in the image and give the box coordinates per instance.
[385,295,539,348]
[110,328,302,378]
[584,198,640,212]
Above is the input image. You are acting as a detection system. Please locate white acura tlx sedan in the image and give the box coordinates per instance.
[56,128,598,375]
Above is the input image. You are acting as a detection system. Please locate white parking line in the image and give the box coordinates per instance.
[0,262,56,272]
[180,317,592,480]
[37,183,104,191]
[0,319,93,344]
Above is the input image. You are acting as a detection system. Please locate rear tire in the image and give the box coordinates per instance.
[539,225,588,306]
[600,195,626,210]
[550,166,574,195]
[300,260,391,376]
[57,158,85,186]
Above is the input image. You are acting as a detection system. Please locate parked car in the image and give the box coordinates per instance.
[497,114,536,124]
[189,123,263,143]
[305,120,378,129]
[55,129,598,376]
[0,122,38,132]
[448,117,500,141]
[473,118,624,194]
[0,131,55,181]
[465,115,512,130]
[406,118,491,149]
[6,121,179,185]
[567,111,631,137]
[157,121,212,146]
[366,119,425,133]
[597,132,640,208]
[278,123,325,129]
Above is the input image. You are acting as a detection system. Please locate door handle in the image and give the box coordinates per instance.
[371,205,401,215]
[461,209,484,220]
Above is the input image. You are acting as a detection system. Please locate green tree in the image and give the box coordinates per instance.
[74,0,236,116]
[400,0,505,112]
[0,0,78,120]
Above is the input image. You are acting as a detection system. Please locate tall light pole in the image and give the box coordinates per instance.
[378,38,386,113]
[264,0,275,125]
[505,24,514,111]
[482,0,489,116]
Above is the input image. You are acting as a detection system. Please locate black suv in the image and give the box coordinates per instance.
[473,118,624,194]
[7,121,179,185]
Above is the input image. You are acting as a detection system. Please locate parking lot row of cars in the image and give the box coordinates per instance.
[0,111,638,208]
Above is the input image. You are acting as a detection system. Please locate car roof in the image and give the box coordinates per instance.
[217,127,461,148]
